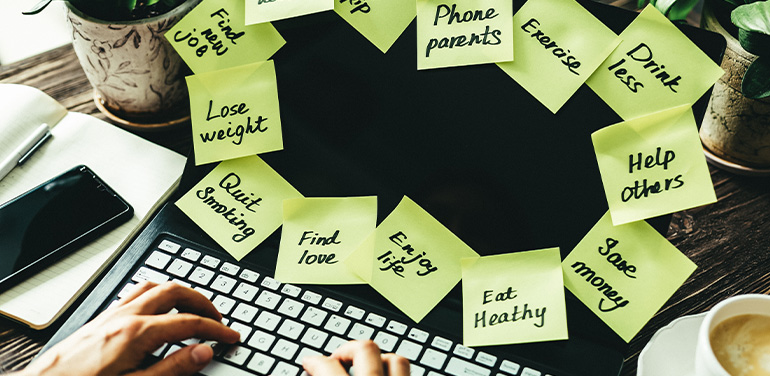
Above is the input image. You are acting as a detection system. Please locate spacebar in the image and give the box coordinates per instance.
[445,357,491,376]
[200,360,256,376]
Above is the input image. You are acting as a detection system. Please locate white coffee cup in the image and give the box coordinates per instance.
[694,294,770,376]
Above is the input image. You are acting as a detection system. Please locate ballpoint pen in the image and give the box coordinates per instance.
[0,123,52,182]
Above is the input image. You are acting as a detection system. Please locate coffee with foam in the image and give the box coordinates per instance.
[709,314,770,376]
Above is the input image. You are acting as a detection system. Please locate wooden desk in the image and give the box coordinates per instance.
[2,43,770,376]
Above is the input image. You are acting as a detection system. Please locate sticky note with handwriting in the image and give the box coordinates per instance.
[275,197,377,285]
[186,61,283,166]
[166,0,285,74]
[176,155,303,260]
[562,211,696,342]
[245,0,333,25]
[592,105,716,225]
[585,5,724,120]
[334,0,416,53]
[461,248,568,347]
[497,0,619,113]
[345,196,480,323]
[417,0,513,70]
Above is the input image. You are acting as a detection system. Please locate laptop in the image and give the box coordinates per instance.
[43,2,725,375]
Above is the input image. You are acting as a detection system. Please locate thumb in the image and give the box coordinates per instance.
[131,344,214,376]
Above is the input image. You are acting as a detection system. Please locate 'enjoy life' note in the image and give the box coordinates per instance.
[245,0,333,25]
[335,0,416,53]
[461,248,568,347]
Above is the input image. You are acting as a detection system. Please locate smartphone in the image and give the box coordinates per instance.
[0,165,133,288]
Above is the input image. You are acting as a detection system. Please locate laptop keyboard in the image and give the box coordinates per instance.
[106,235,555,376]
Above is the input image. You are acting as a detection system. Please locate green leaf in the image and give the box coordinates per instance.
[732,1,770,34]
[654,0,701,20]
[147,0,161,6]
[739,28,770,55]
[742,57,770,98]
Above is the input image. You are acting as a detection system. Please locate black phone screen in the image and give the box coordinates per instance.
[0,165,133,287]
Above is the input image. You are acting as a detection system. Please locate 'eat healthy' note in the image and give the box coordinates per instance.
[245,0,333,25]
[186,61,283,166]
[176,155,302,260]
[275,197,377,285]
[497,0,619,113]
[417,0,513,70]
[562,211,696,342]
[334,0,416,53]
[166,0,285,74]
[592,105,716,225]
[585,5,724,120]
[345,196,480,323]
[461,248,568,347]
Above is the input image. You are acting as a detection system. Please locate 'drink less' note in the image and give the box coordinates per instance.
[345,196,480,323]
[245,0,333,25]
[166,0,285,74]
[335,0,416,53]
[562,211,696,342]
[186,61,283,166]
[417,0,513,70]
[462,248,568,347]
[275,197,377,285]
[585,5,724,120]
[497,0,619,113]
[592,105,716,225]
[176,155,303,260]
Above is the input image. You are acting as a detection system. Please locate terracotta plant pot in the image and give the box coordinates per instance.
[66,0,201,129]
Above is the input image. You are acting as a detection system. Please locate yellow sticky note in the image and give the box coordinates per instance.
[497,0,619,113]
[334,0,415,53]
[585,5,724,120]
[275,197,377,284]
[417,0,513,70]
[461,248,568,347]
[166,0,285,74]
[345,196,480,323]
[592,105,716,225]
[186,61,283,166]
[562,211,696,342]
[245,0,333,25]
[176,155,303,260]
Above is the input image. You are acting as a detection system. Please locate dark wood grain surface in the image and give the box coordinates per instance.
[2,38,769,376]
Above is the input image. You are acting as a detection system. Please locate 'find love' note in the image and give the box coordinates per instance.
[334,0,416,53]
[245,0,333,25]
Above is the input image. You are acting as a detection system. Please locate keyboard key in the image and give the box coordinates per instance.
[181,248,201,262]
[295,347,322,365]
[239,269,260,283]
[272,339,300,360]
[408,328,429,343]
[301,327,329,349]
[158,239,181,254]
[453,344,475,360]
[322,298,343,312]
[201,255,221,269]
[521,368,542,376]
[188,266,215,286]
[117,283,136,299]
[212,295,236,315]
[132,267,169,284]
[200,359,255,376]
[146,251,172,270]
[324,336,347,354]
[222,345,251,365]
[231,303,259,323]
[281,284,302,297]
[410,364,426,376]
[273,361,300,376]
[255,311,282,331]
[167,259,193,278]
[431,336,453,351]
[172,279,191,287]
[300,306,327,327]
[211,275,237,295]
[386,320,408,335]
[220,262,240,276]
[229,321,253,342]
[248,352,276,374]
[232,282,259,302]
[348,323,375,340]
[277,319,306,340]
[256,290,282,310]
[476,352,497,367]
[278,298,305,318]
[248,330,276,352]
[324,315,351,335]
[194,286,214,300]
[365,313,386,327]
[301,291,322,305]
[395,339,423,361]
[373,331,398,352]
[344,305,366,320]
[164,345,183,358]
[499,360,521,375]
[445,357,491,376]
[420,348,447,370]
[261,276,282,290]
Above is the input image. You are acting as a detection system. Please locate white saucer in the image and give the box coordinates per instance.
[638,312,707,376]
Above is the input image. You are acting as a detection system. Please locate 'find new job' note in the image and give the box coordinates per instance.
[334,0,416,53]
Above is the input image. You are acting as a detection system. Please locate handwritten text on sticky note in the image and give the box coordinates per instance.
[562,211,696,342]
[245,0,333,25]
[334,0,415,53]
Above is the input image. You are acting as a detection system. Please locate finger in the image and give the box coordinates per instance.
[123,282,222,321]
[330,340,385,376]
[302,355,350,376]
[139,313,240,348]
[118,281,159,306]
[381,354,411,376]
[128,343,213,376]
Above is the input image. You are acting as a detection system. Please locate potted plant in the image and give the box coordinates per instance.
[641,0,770,172]
[25,0,202,129]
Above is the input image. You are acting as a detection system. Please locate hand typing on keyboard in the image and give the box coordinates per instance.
[303,339,410,376]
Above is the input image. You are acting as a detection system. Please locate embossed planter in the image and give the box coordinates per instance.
[66,0,201,129]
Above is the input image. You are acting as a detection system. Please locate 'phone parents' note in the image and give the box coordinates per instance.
[345,196,480,323]
[187,61,283,165]
[592,105,716,225]
[497,0,619,113]
[562,211,696,342]
[462,248,568,347]
[166,0,285,74]
[417,0,513,70]
[586,5,724,120]
[275,197,377,284]
[335,0,416,53]
[245,0,333,25]
[176,155,302,260]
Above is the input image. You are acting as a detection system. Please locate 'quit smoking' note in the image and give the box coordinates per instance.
[562,211,696,342]
[462,248,568,347]
[245,0,333,25]
[335,0,416,53]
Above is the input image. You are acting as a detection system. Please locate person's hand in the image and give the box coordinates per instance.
[18,281,240,376]
[302,340,410,376]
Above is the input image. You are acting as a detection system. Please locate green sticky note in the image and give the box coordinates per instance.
[166,0,285,74]
[176,155,303,260]
[461,248,568,347]
[186,61,283,166]
[334,0,416,53]
[585,5,724,120]
[345,196,480,323]
[592,105,716,225]
[497,0,619,113]
[562,211,696,342]
[245,0,333,25]
[275,197,377,285]
[417,0,513,70]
